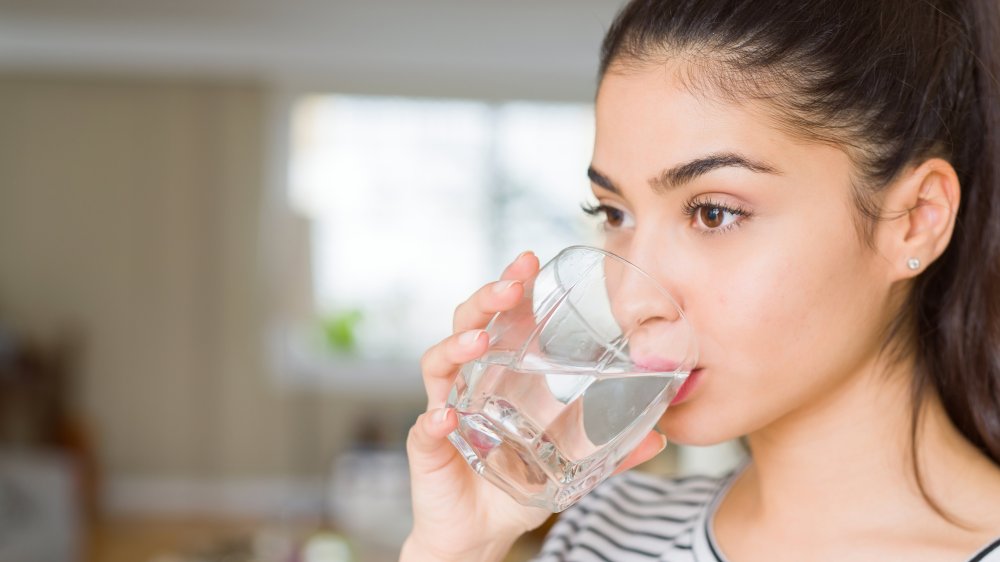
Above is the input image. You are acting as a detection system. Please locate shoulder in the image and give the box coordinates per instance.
[531,470,730,561]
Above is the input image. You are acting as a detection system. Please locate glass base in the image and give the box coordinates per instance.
[446,416,605,513]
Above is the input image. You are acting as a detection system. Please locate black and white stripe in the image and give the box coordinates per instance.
[530,464,1000,562]
[970,538,1000,562]
[531,469,733,562]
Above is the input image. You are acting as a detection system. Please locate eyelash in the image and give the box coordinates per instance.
[580,197,752,235]
[681,196,752,235]
[580,202,627,230]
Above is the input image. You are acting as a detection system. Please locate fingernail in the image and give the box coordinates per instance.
[658,434,668,450]
[492,280,518,294]
[516,250,533,262]
[459,329,485,346]
[435,408,451,425]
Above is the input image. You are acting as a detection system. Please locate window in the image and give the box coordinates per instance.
[282,94,599,377]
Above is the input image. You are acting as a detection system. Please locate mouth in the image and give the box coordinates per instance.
[631,353,686,373]
[670,367,703,406]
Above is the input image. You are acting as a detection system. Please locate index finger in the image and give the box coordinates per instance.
[452,251,540,332]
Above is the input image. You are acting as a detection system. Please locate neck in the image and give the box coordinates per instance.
[732,352,992,536]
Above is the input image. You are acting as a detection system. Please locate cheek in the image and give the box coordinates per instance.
[699,248,814,370]
[660,208,886,443]
[700,197,874,350]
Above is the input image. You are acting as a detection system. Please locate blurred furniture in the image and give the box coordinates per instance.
[0,325,95,562]
[0,450,80,562]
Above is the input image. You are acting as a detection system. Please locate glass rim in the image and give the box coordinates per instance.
[544,244,699,374]
[554,244,689,324]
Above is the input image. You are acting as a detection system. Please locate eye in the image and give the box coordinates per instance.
[581,202,635,230]
[699,206,734,229]
[683,198,751,233]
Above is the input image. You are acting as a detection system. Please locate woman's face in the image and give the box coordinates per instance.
[591,62,899,445]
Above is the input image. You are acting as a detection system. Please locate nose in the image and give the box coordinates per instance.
[605,254,680,328]
[603,246,695,372]
[604,231,686,323]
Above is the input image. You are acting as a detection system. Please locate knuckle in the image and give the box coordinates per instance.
[452,299,470,327]
[419,347,435,374]
[421,335,462,376]
[405,429,419,456]
[478,281,496,305]
[406,417,424,444]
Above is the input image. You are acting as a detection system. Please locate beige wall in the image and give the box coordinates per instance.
[0,74,420,507]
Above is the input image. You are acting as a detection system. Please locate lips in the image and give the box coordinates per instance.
[670,368,703,405]
[632,355,684,372]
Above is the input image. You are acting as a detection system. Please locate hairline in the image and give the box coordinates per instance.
[599,52,886,244]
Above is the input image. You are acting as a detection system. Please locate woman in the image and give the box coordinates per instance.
[401,0,1000,560]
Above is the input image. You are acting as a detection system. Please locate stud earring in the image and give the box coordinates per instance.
[907,257,921,270]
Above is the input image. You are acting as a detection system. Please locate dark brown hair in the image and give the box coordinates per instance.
[599,0,1000,523]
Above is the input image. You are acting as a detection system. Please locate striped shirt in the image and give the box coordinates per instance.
[531,463,1000,562]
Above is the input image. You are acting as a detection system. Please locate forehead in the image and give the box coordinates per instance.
[596,64,781,159]
[594,64,860,212]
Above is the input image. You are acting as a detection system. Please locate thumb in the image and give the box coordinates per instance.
[613,431,668,475]
[406,407,461,475]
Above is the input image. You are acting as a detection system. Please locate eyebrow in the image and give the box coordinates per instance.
[587,152,781,195]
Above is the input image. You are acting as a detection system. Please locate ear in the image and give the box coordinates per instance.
[878,157,961,282]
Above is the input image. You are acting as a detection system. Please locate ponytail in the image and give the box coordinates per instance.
[913,0,1000,468]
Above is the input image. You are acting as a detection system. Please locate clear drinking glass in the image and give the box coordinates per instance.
[446,245,697,512]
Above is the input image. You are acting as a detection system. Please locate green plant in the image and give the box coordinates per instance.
[321,309,363,354]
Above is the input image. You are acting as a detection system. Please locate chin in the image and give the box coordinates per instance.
[656,404,745,446]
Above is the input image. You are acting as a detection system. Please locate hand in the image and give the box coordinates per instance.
[402,251,668,562]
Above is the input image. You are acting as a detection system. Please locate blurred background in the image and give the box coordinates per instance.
[0,1,744,561]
